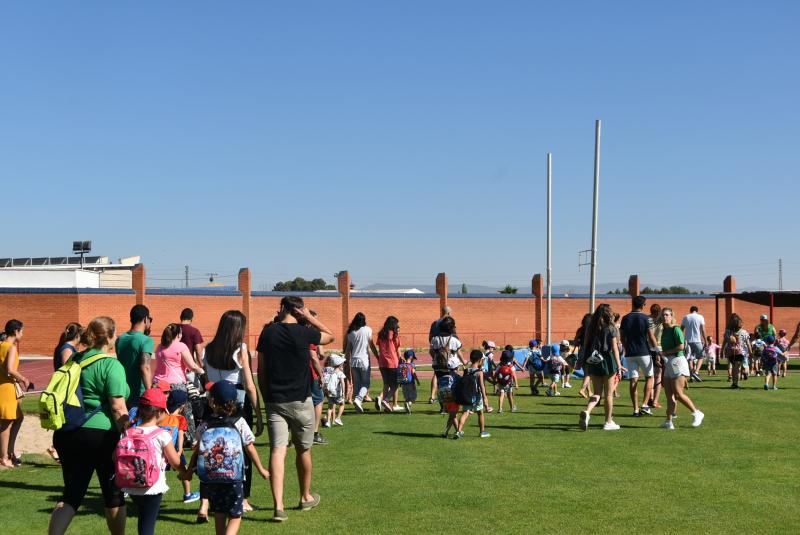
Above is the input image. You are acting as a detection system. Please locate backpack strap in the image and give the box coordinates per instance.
[79,353,111,369]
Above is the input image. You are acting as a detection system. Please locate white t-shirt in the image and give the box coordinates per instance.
[121,426,173,496]
[430,335,463,370]
[681,312,705,343]
[347,327,373,369]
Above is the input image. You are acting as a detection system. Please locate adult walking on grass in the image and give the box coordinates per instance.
[620,296,658,417]
[578,304,626,431]
[257,296,334,522]
[428,306,452,403]
[723,313,752,389]
[573,313,593,399]
[376,316,402,412]
[646,303,665,409]
[345,312,378,413]
[681,305,707,382]
[48,322,83,461]
[116,304,154,408]
[0,320,28,468]
[49,317,130,535]
[658,308,704,430]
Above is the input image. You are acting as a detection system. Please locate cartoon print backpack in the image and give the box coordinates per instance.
[114,427,163,488]
[197,417,244,484]
[39,353,111,431]
[495,364,514,387]
[321,367,341,397]
[437,373,462,403]
[761,346,779,367]
[397,361,415,385]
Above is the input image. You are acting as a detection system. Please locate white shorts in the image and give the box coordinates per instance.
[550,374,561,383]
[626,355,654,379]
[664,356,690,379]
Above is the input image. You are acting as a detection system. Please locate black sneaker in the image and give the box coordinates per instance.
[313,433,329,445]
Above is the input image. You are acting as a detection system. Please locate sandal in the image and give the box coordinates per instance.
[47,447,60,462]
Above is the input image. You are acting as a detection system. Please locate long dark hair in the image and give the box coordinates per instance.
[586,304,614,349]
[348,312,366,333]
[161,323,182,347]
[4,319,23,338]
[438,316,456,336]
[54,322,82,360]
[378,316,399,341]
[206,310,246,371]
[574,313,592,347]
[727,313,743,332]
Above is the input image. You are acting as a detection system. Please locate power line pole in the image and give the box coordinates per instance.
[185,265,189,289]
[589,119,601,313]
[778,258,783,291]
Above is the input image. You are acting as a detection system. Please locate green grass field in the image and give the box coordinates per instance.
[3,368,799,534]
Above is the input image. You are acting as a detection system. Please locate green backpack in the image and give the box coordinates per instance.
[39,353,110,431]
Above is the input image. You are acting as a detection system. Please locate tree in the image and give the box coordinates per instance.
[272,277,336,292]
[461,283,468,294]
[499,284,518,294]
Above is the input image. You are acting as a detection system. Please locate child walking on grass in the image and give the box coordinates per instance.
[184,382,269,535]
[454,350,491,439]
[116,388,188,535]
[399,349,420,413]
[322,355,347,426]
[158,389,200,503]
[495,351,519,413]
[521,339,544,395]
[704,336,720,375]
[761,336,783,391]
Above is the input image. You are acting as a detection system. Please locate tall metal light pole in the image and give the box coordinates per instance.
[546,153,552,345]
[589,120,601,313]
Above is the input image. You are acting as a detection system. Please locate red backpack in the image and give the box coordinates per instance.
[495,364,513,387]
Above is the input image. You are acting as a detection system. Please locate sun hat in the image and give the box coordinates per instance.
[403,349,417,360]
[550,344,561,356]
[485,340,496,349]
[529,339,540,347]
[329,354,345,367]
[560,339,571,347]
[167,389,189,413]
[139,388,167,410]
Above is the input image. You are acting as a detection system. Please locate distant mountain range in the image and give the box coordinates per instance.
[359,282,769,295]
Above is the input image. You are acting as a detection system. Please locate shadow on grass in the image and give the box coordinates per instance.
[372,431,444,439]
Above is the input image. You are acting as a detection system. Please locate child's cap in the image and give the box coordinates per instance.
[764,335,776,344]
[139,388,167,410]
[529,339,539,347]
[403,349,417,360]
[210,381,238,404]
[329,354,345,367]
[167,389,189,413]
[485,340,496,349]
[760,314,769,320]
[560,340,570,348]
[550,344,561,356]
[779,329,787,336]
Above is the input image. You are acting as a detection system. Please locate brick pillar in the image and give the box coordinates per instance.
[238,268,252,340]
[628,274,640,297]
[724,275,736,321]
[532,274,543,341]
[337,271,350,350]
[132,263,146,305]
[435,273,448,314]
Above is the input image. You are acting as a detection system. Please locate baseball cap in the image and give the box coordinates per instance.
[550,344,561,356]
[167,389,189,413]
[760,314,769,320]
[560,340,571,347]
[403,349,417,360]
[139,388,167,410]
[764,335,776,344]
[529,339,540,347]
[329,354,345,367]
[210,381,238,404]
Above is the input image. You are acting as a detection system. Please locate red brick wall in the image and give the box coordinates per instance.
[349,297,440,350]
[0,293,80,356]
[143,294,243,343]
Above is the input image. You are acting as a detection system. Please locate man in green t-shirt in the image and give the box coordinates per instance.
[115,304,154,407]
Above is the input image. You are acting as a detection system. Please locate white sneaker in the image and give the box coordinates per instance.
[353,399,364,413]
[392,405,403,412]
[640,406,652,416]
[334,418,344,426]
[603,421,620,431]
[323,420,331,428]
[564,382,572,388]
[660,420,675,430]
[404,401,411,414]
[579,410,589,431]
[554,391,561,396]
[691,410,704,428]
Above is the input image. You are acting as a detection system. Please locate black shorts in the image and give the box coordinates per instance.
[53,427,125,510]
[729,353,745,363]
[204,482,244,518]
[379,367,398,388]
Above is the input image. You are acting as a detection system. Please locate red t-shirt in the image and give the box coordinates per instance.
[179,323,204,357]
[309,344,320,380]
[377,331,401,368]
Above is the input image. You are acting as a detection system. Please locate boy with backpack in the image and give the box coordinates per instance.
[115,388,189,535]
[494,351,519,413]
[545,344,569,397]
[521,339,544,395]
[398,349,420,413]
[481,340,498,387]
[183,381,269,535]
[158,389,200,503]
[760,336,783,390]
[322,355,346,426]
[454,350,491,438]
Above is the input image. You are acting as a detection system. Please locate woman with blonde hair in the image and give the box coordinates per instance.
[49,316,130,535]
[658,307,704,429]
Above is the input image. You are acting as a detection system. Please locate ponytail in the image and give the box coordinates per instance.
[161,323,182,347]
[54,322,83,360]
[80,317,116,349]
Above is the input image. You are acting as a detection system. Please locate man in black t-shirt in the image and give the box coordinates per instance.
[620,295,659,417]
[256,296,334,521]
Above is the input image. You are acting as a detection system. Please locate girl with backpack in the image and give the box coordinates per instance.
[578,304,626,431]
[495,351,519,413]
[117,388,188,535]
[430,316,466,417]
[722,313,752,390]
[454,350,491,439]
[183,381,269,534]
[658,308,704,429]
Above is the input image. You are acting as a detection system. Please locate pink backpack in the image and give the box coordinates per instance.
[114,427,163,488]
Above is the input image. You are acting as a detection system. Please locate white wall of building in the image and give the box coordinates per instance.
[0,269,100,288]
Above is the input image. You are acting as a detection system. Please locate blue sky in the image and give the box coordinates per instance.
[2,2,798,291]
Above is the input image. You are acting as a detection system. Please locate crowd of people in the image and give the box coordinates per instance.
[0,296,797,534]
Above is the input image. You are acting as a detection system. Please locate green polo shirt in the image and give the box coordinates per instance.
[78,349,129,430]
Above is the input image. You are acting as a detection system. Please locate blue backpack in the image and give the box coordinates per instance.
[437,373,463,404]
[197,417,244,484]
[761,346,779,367]
[527,351,544,372]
